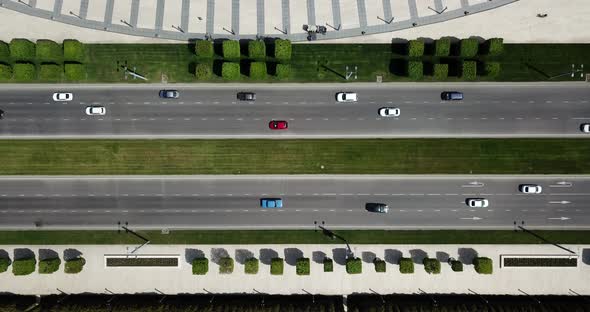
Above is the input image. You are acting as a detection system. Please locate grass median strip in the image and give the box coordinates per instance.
[1,230,589,245]
[0,139,588,175]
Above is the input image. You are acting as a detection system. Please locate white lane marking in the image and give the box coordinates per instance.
[373,193,387,196]
[427,194,440,196]
[445,193,458,196]
[340,193,353,196]
[572,117,590,120]
[356,193,369,196]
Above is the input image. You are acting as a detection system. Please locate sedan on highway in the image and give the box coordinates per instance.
[365,203,389,213]
[269,120,288,130]
[440,91,463,101]
[260,198,283,208]
[85,106,106,116]
[336,92,357,102]
[159,90,179,99]
[466,198,489,208]
[0,109,4,119]
[237,92,256,101]
[52,92,73,102]
[581,123,590,133]
[378,107,400,117]
[519,184,542,194]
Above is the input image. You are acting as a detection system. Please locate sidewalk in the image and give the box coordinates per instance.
[0,244,588,295]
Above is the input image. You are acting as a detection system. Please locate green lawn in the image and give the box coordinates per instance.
[0,139,589,175]
[1,230,589,245]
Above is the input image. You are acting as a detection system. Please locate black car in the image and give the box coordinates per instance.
[159,90,179,99]
[440,91,464,101]
[237,92,256,101]
[0,109,4,119]
[365,203,389,213]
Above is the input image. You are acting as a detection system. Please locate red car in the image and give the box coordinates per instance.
[269,120,288,130]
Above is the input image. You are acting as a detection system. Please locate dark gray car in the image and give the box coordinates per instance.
[441,91,463,101]
[237,92,256,101]
[365,203,389,213]
[159,90,179,99]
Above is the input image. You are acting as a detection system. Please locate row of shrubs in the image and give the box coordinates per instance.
[194,62,290,80]
[399,60,501,80]
[192,256,492,275]
[405,37,504,57]
[0,255,85,276]
[0,62,86,81]
[195,39,292,61]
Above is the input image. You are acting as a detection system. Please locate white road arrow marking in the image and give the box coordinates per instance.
[460,217,482,220]
[549,201,571,204]
[548,217,571,221]
[550,181,573,188]
[462,181,485,188]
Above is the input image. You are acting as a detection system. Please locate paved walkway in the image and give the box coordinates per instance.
[0,244,588,295]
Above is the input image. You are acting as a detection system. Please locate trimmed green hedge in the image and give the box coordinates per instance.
[196,40,213,58]
[399,257,414,274]
[0,41,9,59]
[36,39,61,62]
[10,39,35,61]
[460,38,479,57]
[408,61,423,79]
[435,38,451,56]
[462,61,476,80]
[39,63,62,81]
[63,39,84,62]
[0,64,12,80]
[487,37,504,55]
[408,40,425,57]
[346,257,362,274]
[249,62,267,79]
[192,258,208,275]
[451,260,463,272]
[474,257,493,274]
[423,258,441,274]
[64,63,85,81]
[274,39,292,61]
[374,259,386,273]
[221,62,240,80]
[248,40,266,60]
[485,62,501,77]
[271,257,283,275]
[13,63,36,81]
[222,40,240,59]
[296,257,310,275]
[65,257,85,274]
[13,258,36,276]
[433,63,448,80]
[276,63,291,79]
[244,258,259,274]
[39,257,61,274]
[195,63,212,80]
[0,257,10,273]
[219,257,234,274]
[323,258,333,272]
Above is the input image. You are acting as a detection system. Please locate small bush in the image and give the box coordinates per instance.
[474,257,493,274]
[36,39,62,62]
[249,62,267,79]
[323,258,333,272]
[296,257,310,276]
[63,39,84,62]
[219,257,234,274]
[192,258,208,275]
[433,63,448,80]
[0,41,9,59]
[460,38,479,57]
[195,63,212,80]
[435,38,451,56]
[65,257,85,274]
[485,62,501,77]
[10,39,35,61]
[487,37,504,55]
[13,258,36,276]
[374,258,386,273]
[39,257,61,274]
[39,63,62,81]
[13,63,36,81]
[248,40,266,60]
[221,62,240,80]
[451,260,463,272]
[0,64,12,80]
[408,40,425,57]
[64,63,85,81]
[408,61,423,79]
[0,257,10,273]
[276,63,291,79]
[222,40,240,59]
[196,40,213,58]
[245,258,259,274]
[399,257,414,274]
[346,257,362,274]
[275,39,292,61]
[423,258,441,274]
[271,258,283,275]
[462,61,477,80]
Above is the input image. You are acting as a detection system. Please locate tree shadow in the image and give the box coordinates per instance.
[184,248,205,264]
[409,249,428,264]
[332,248,348,265]
[525,63,551,79]
[389,59,407,76]
[259,248,278,265]
[436,251,450,263]
[582,249,590,265]
[384,249,403,264]
[0,249,10,263]
[458,248,478,265]
[362,251,376,263]
[63,249,82,261]
[284,248,303,266]
[312,251,326,264]
[14,248,35,261]
[391,38,408,55]
[211,248,229,264]
[235,249,254,265]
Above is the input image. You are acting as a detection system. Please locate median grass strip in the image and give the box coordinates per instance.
[1,230,590,245]
[0,139,589,175]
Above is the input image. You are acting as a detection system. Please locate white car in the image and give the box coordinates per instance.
[378,107,400,117]
[466,198,489,208]
[52,92,73,102]
[581,123,590,133]
[336,92,357,102]
[519,184,542,194]
[85,106,106,116]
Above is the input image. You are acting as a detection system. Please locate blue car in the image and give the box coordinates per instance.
[260,198,283,208]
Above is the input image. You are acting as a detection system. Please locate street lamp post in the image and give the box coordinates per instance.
[513,220,576,254]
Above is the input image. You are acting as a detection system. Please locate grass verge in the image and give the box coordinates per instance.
[0,139,588,175]
[1,230,589,245]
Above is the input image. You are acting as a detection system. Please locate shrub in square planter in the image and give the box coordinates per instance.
[13,62,36,81]
[219,257,234,274]
[249,62,267,80]
[423,258,441,274]
[10,39,35,61]
[323,258,333,272]
[399,257,414,274]
[0,257,10,273]
[65,257,85,274]
[373,258,386,273]
[39,257,61,274]
[0,40,10,59]
[245,258,259,274]
[192,257,208,275]
[222,40,240,59]
[460,38,479,57]
[408,61,423,80]
[486,38,504,55]
[36,39,62,62]
[276,63,291,79]
[451,260,463,272]
[13,258,36,276]
[270,258,283,275]
[433,64,448,80]
[195,63,212,80]
[435,38,450,56]
[462,61,476,81]
[221,62,240,80]
[196,40,213,58]
[248,40,266,60]
[0,64,12,80]
[485,62,501,78]
[274,39,292,61]
[346,257,362,274]
[474,257,493,274]
[408,40,425,57]
[296,257,310,275]
[39,63,62,81]
[63,39,84,62]
[64,63,85,81]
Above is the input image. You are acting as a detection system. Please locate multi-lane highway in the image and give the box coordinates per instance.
[1,175,589,229]
[0,83,589,138]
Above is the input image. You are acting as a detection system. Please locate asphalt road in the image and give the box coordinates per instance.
[1,175,589,229]
[0,83,589,138]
